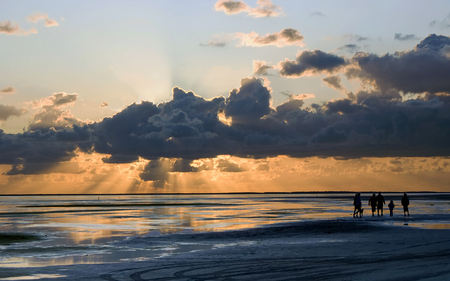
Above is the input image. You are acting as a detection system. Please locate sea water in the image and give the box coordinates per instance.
[0,193,449,268]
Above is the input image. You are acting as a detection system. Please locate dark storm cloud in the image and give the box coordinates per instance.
[279,50,348,77]
[85,75,450,162]
[394,33,419,41]
[347,34,450,94]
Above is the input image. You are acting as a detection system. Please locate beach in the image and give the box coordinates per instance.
[1,194,450,280]
[2,217,450,280]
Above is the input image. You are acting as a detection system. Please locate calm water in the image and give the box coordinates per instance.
[0,193,449,268]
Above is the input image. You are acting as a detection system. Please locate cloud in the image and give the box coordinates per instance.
[250,0,283,18]
[279,50,348,77]
[344,34,369,42]
[29,92,84,132]
[236,28,303,47]
[394,33,419,41]
[430,13,450,28]
[0,21,37,36]
[27,13,59,27]
[253,60,273,75]
[0,105,24,121]
[215,0,248,15]
[336,44,361,53]
[83,75,450,162]
[215,0,283,18]
[323,76,343,91]
[100,102,109,108]
[1,87,15,95]
[200,41,227,47]
[5,33,450,177]
[347,34,450,94]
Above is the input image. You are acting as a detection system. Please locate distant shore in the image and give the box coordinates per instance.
[0,191,446,196]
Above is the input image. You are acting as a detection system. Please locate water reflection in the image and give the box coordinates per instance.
[0,193,449,268]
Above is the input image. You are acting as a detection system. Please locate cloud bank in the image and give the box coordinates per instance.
[1,35,450,177]
[347,34,450,94]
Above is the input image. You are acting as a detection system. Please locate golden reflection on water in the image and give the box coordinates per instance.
[0,195,358,268]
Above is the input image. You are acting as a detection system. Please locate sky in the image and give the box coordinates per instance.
[1,0,450,194]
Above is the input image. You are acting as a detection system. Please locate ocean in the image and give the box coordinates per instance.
[1,193,449,268]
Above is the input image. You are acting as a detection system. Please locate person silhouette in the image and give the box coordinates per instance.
[388,200,395,217]
[353,193,362,218]
[368,193,377,216]
[376,192,385,216]
[401,193,410,217]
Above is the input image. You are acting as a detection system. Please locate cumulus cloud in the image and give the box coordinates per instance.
[323,76,343,91]
[29,92,84,132]
[279,50,348,77]
[215,0,283,18]
[1,87,15,95]
[347,34,450,94]
[0,21,37,36]
[100,102,109,108]
[253,60,273,75]
[394,33,419,41]
[235,28,303,47]
[27,13,59,27]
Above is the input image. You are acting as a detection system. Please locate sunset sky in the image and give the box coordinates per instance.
[1,0,450,194]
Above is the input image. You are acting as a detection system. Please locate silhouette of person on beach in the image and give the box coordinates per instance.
[353,193,362,218]
[401,193,410,217]
[388,200,395,216]
[368,193,377,216]
[376,192,385,216]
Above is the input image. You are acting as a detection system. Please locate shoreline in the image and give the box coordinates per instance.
[0,191,447,197]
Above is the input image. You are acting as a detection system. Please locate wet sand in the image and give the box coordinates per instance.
[2,217,450,280]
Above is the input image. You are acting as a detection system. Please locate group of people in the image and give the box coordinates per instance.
[353,192,410,218]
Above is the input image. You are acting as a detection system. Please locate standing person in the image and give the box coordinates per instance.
[376,192,385,216]
[401,193,410,217]
[388,200,395,217]
[368,193,377,216]
[353,193,362,218]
